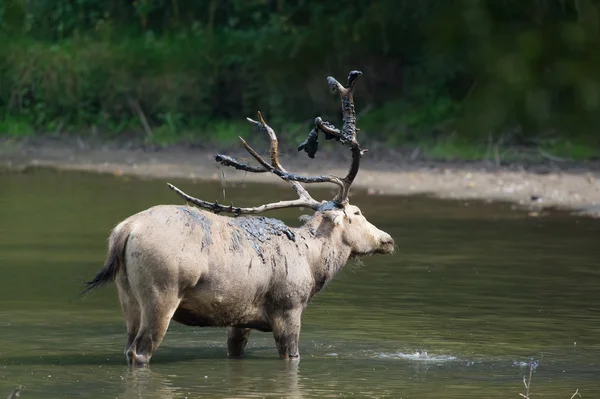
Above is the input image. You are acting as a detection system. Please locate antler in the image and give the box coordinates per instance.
[298,70,365,203]
[168,70,365,214]
[168,111,347,215]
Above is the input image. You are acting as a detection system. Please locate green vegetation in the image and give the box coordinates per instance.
[0,0,599,159]
[0,116,34,138]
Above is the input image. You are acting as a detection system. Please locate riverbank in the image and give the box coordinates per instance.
[2,138,599,218]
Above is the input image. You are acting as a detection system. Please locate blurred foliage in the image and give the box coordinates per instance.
[0,0,598,155]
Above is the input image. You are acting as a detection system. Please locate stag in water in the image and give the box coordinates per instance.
[83,70,395,366]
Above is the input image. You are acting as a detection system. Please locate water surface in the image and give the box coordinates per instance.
[1,169,598,398]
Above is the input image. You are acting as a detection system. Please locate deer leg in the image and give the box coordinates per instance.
[227,327,252,357]
[125,293,180,367]
[117,279,141,361]
[271,309,302,360]
[122,305,141,359]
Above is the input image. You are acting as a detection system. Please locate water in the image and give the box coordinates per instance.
[1,168,599,398]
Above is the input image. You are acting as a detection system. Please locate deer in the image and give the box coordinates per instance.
[83,71,395,366]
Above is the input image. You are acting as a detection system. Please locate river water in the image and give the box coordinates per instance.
[0,169,598,398]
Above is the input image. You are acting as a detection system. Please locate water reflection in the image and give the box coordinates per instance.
[119,368,177,399]
[116,358,303,399]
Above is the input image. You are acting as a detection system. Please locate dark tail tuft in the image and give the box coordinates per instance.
[80,223,131,297]
[80,251,120,297]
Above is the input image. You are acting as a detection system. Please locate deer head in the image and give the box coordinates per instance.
[315,203,395,257]
[167,71,394,256]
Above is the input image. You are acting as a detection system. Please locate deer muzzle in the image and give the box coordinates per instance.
[378,233,395,254]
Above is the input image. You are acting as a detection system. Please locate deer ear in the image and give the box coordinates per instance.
[323,211,344,227]
[332,214,344,226]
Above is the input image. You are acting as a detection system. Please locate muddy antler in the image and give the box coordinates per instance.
[168,112,344,214]
[168,71,364,214]
[298,70,365,203]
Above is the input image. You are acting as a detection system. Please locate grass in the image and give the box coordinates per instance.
[1,111,598,165]
[518,358,581,399]
[538,139,599,161]
[146,120,260,148]
[0,117,35,138]
[358,97,459,147]
[410,137,599,163]
[422,140,487,161]
[198,120,253,146]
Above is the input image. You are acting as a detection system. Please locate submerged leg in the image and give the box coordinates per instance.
[271,309,302,359]
[117,279,141,362]
[227,327,252,357]
[125,293,180,366]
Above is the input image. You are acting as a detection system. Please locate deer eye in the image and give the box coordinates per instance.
[354,211,361,216]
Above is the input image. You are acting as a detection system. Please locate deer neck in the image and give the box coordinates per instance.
[297,219,352,295]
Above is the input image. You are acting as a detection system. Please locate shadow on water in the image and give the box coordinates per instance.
[1,169,599,398]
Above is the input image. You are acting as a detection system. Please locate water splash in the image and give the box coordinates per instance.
[375,351,458,362]
[512,358,539,370]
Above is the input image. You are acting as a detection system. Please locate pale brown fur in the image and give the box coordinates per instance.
[88,202,393,365]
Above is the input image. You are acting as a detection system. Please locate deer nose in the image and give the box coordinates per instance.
[378,233,395,254]
[381,234,394,246]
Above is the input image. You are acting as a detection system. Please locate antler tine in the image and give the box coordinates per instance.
[246,112,312,200]
[330,70,363,203]
[167,183,320,214]
[299,70,365,204]
[214,153,267,173]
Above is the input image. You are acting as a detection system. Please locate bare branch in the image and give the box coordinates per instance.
[128,98,153,139]
[539,148,567,162]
